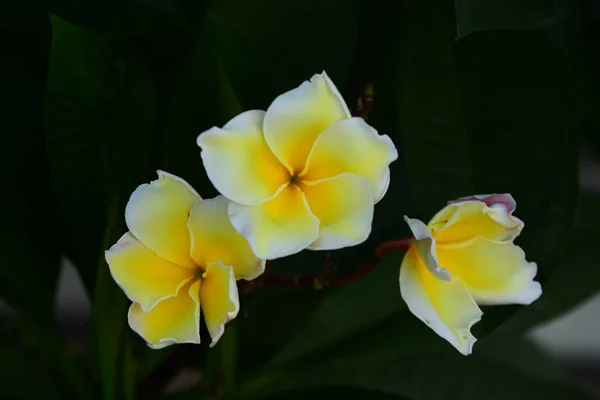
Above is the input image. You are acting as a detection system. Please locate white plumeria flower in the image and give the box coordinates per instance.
[400,194,542,355]
[197,72,398,260]
[105,171,264,349]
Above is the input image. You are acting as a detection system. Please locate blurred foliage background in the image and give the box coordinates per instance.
[1,0,600,398]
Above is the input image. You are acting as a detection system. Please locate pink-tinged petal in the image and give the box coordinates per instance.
[300,173,374,250]
[199,261,239,347]
[263,72,351,173]
[437,237,542,305]
[400,246,482,356]
[427,197,523,245]
[302,117,398,202]
[197,110,291,206]
[228,185,320,259]
[451,193,516,213]
[188,196,265,281]
[128,279,201,349]
[125,171,199,268]
[105,232,196,312]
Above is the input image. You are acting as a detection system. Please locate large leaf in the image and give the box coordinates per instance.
[253,335,592,399]
[0,344,61,400]
[454,0,572,39]
[209,0,362,109]
[269,251,405,366]
[486,193,600,338]
[375,0,577,337]
[44,16,157,291]
[45,16,158,400]
[0,31,60,333]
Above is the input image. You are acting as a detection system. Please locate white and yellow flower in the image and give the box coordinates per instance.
[197,72,398,260]
[399,194,542,355]
[105,171,264,349]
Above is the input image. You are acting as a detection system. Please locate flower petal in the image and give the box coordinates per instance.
[128,279,201,349]
[437,238,542,305]
[300,173,373,250]
[428,195,523,245]
[105,232,196,312]
[229,185,320,259]
[188,196,265,281]
[302,118,398,202]
[199,261,240,347]
[400,246,483,356]
[125,171,199,268]
[263,72,351,173]
[197,110,290,206]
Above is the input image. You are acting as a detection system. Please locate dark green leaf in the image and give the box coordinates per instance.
[263,387,409,400]
[370,0,578,337]
[269,251,405,366]
[209,0,362,108]
[256,335,592,399]
[0,31,60,333]
[44,15,157,291]
[0,344,60,400]
[486,193,600,338]
[455,0,572,39]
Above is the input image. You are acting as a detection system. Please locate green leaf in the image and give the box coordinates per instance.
[269,251,405,366]
[92,194,129,400]
[45,15,159,400]
[454,0,572,39]
[44,15,158,291]
[0,31,60,333]
[487,193,600,337]
[0,344,61,400]
[263,387,409,400]
[257,335,592,399]
[50,0,189,36]
[370,0,578,336]
[209,0,362,108]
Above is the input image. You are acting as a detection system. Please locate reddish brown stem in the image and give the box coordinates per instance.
[244,236,414,291]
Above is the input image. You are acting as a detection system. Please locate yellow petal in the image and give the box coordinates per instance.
[302,118,398,202]
[263,72,351,173]
[437,238,542,305]
[199,261,239,347]
[229,185,320,259]
[125,171,199,268]
[105,232,196,312]
[428,194,523,245]
[400,245,482,356]
[300,173,373,250]
[128,280,201,349]
[188,196,265,281]
[197,110,290,206]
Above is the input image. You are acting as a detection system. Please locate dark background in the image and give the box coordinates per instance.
[1,0,599,398]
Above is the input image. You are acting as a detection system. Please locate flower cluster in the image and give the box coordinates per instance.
[105,72,541,354]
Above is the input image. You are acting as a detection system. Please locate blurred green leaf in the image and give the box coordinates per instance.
[263,387,409,400]
[46,15,158,400]
[159,18,243,192]
[0,31,60,333]
[209,0,362,108]
[92,194,129,400]
[0,344,60,400]
[487,193,600,337]
[269,251,405,366]
[369,0,578,337]
[256,334,592,399]
[0,1,49,35]
[455,0,572,39]
[44,15,157,291]
[49,0,190,36]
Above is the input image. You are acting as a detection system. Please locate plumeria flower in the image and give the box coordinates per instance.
[197,72,398,260]
[399,194,542,355]
[105,171,264,349]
